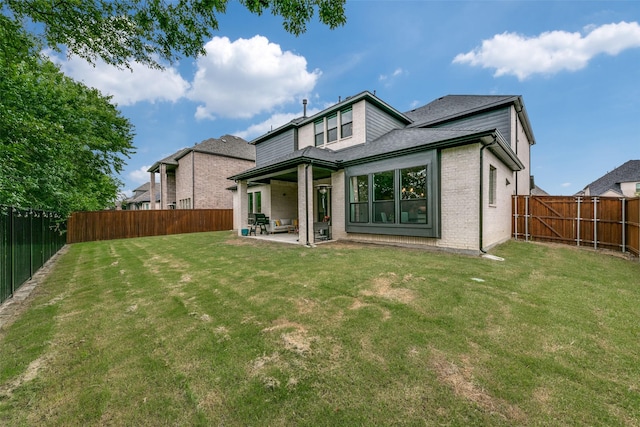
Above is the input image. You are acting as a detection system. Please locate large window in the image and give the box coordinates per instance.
[345,151,439,238]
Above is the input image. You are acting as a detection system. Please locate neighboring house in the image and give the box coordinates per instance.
[230,91,535,253]
[577,160,640,198]
[124,182,160,210]
[148,135,255,209]
[531,184,549,196]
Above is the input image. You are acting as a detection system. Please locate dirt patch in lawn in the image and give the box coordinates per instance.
[430,350,525,422]
[361,273,416,304]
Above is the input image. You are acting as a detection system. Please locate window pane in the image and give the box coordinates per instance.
[489,166,497,205]
[373,201,395,223]
[400,200,427,223]
[350,203,369,222]
[341,109,353,138]
[350,175,369,223]
[315,120,324,146]
[374,170,394,201]
[401,166,426,199]
[327,114,337,142]
[255,191,261,213]
[248,193,253,213]
[350,175,368,202]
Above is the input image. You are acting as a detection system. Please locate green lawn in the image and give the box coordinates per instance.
[0,232,639,426]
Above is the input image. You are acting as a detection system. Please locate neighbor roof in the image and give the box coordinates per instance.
[581,160,640,196]
[148,135,254,173]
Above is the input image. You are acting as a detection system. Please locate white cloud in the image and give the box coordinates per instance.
[46,51,190,106]
[129,165,153,185]
[453,21,640,80]
[379,68,406,86]
[188,35,320,120]
[561,182,572,188]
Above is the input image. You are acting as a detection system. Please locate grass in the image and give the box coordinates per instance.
[0,231,639,426]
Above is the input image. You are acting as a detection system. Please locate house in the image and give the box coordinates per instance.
[124,182,160,210]
[230,91,535,253]
[578,160,640,198]
[148,135,255,209]
[531,184,549,196]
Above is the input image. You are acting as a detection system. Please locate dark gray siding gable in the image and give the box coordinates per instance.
[432,107,511,143]
[255,129,296,167]
[365,103,406,143]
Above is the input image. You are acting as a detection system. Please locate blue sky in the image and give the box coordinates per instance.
[48,1,640,197]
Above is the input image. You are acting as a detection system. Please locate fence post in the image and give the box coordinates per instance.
[10,206,15,297]
[576,197,581,247]
[513,196,518,240]
[593,197,598,250]
[621,198,626,253]
[525,196,529,241]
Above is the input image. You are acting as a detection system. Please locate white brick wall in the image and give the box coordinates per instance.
[438,145,480,250]
[483,151,514,248]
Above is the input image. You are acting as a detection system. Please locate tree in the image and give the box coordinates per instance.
[0,17,135,215]
[1,0,347,69]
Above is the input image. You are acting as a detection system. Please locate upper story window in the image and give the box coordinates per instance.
[341,108,353,138]
[327,114,338,143]
[315,108,354,147]
[314,120,324,147]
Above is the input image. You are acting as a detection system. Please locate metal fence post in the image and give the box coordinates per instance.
[621,198,626,253]
[525,196,529,241]
[593,197,598,250]
[576,197,581,247]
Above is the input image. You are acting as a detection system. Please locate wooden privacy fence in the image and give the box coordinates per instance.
[67,209,233,244]
[513,196,639,257]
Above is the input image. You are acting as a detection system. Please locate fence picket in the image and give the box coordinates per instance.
[66,209,233,244]
[513,196,640,257]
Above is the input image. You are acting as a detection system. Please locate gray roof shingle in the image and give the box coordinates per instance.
[404,95,520,127]
[582,160,640,196]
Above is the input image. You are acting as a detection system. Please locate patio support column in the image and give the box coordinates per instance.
[297,164,314,245]
[160,163,167,209]
[149,172,156,210]
[237,180,249,236]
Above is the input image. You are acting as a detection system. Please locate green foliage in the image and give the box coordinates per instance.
[1,0,347,69]
[0,17,135,215]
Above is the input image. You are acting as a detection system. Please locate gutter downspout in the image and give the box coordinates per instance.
[479,137,498,254]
